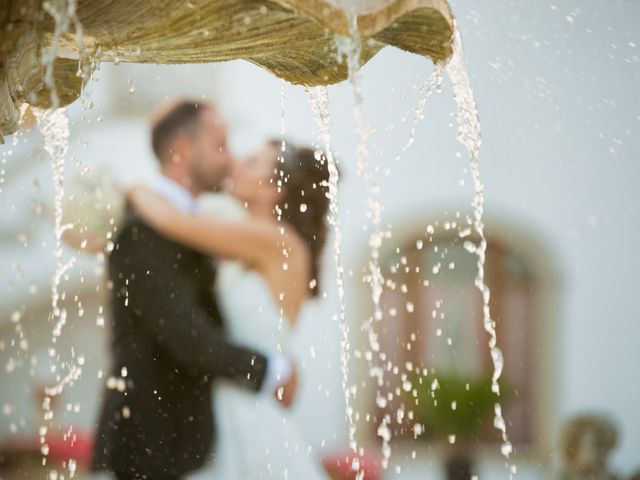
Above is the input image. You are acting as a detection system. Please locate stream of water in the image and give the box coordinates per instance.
[446,22,515,474]
[306,86,359,462]
[335,15,393,476]
[33,1,84,476]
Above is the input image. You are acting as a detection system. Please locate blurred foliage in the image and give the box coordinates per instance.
[408,371,512,440]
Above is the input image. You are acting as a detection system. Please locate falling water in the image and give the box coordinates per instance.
[34,108,75,345]
[41,0,84,109]
[394,61,446,164]
[445,23,515,470]
[0,135,16,193]
[306,86,358,457]
[33,107,76,469]
[33,1,84,475]
[276,81,287,351]
[336,15,391,473]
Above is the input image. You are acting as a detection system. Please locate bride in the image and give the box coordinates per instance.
[128,139,332,479]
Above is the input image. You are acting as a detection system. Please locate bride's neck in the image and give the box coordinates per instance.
[247,201,276,221]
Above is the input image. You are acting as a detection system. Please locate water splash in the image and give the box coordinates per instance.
[336,14,390,473]
[306,86,358,455]
[445,23,514,469]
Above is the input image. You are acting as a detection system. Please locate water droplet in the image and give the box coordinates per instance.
[106,376,117,389]
[458,227,471,237]
[5,358,16,373]
[463,240,476,253]
[501,441,513,456]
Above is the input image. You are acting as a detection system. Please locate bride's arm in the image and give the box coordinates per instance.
[128,186,282,265]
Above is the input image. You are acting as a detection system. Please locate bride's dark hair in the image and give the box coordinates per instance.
[269,139,333,297]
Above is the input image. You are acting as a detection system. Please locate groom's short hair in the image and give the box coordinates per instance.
[150,100,214,163]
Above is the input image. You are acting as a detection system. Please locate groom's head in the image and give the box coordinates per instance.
[151,100,232,194]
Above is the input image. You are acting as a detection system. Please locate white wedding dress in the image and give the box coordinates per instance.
[188,261,329,480]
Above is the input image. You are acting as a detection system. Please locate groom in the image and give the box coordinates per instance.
[92,100,297,480]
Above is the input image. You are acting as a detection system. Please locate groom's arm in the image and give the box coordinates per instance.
[112,220,268,392]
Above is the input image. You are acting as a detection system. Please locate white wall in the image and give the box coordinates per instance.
[1,0,639,478]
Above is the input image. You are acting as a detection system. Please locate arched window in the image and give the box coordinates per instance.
[356,218,555,454]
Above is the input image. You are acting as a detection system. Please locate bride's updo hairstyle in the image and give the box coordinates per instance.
[269,139,333,297]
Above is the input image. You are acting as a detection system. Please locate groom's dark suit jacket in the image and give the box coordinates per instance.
[92,212,268,478]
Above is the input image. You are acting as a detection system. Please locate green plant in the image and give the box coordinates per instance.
[407,371,511,441]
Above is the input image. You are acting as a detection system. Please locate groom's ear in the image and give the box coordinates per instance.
[170,135,193,164]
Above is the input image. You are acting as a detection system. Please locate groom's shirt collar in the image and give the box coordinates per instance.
[152,175,198,214]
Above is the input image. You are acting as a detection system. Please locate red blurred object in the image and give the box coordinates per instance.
[45,430,94,468]
[322,451,382,480]
[0,430,94,469]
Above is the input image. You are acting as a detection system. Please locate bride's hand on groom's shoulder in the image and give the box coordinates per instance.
[274,361,298,409]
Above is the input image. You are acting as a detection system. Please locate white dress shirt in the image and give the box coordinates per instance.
[151,175,198,214]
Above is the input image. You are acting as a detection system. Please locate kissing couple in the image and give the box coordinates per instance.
[92,100,333,480]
